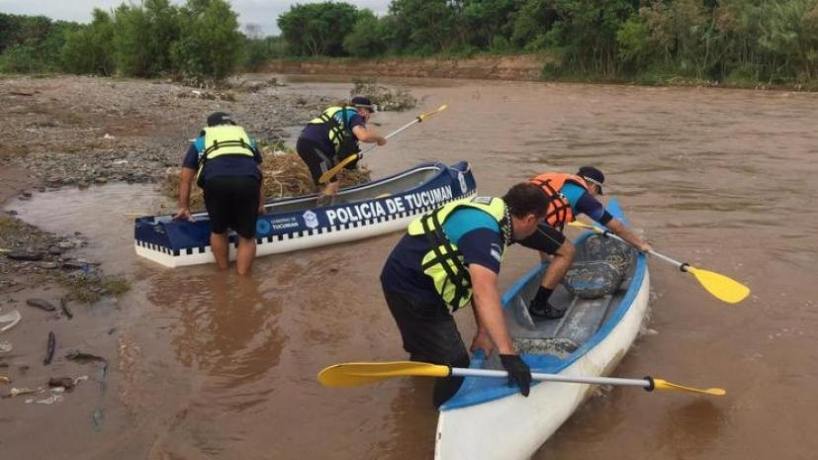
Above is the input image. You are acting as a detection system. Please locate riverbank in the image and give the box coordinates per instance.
[265,55,549,81]
[0,74,346,407]
[265,54,818,91]
[0,75,321,294]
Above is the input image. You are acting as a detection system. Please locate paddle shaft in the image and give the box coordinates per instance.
[318,105,447,184]
[317,361,725,395]
[356,115,422,159]
[451,367,653,390]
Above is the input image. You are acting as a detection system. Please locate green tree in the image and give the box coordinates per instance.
[0,14,74,73]
[172,0,244,81]
[462,0,519,49]
[546,0,637,76]
[388,0,461,54]
[756,0,818,80]
[616,15,652,72]
[278,2,360,56]
[510,0,556,50]
[144,0,182,74]
[343,10,387,57]
[61,9,115,75]
[112,4,153,76]
[111,0,181,77]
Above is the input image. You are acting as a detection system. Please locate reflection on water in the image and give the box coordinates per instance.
[142,270,286,457]
[151,272,285,389]
[6,78,818,459]
[653,400,727,458]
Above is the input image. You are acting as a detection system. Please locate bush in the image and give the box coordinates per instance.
[112,0,181,78]
[616,16,652,72]
[61,9,115,75]
[0,44,46,73]
[344,10,387,58]
[278,2,360,56]
[172,0,243,83]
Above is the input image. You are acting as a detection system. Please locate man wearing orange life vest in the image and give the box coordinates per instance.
[517,166,652,321]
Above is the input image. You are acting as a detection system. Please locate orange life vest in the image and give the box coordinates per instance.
[529,172,590,231]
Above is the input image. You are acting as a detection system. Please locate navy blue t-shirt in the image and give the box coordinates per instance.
[181,132,262,184]
[381,208,504,304]
[299,107,366,155]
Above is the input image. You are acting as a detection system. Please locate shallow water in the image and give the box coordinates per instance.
[5,78,818,459]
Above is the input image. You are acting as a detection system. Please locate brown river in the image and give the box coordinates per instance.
[5,77,818,459]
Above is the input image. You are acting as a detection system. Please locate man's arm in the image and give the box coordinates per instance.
[574,190,652,253]
[174,167,195,220]
[605,218,652,252]
[469,263,532,397]
[352,125,387,145]
[469,264,515,355]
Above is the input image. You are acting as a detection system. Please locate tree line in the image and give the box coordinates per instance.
[2,0,817,86]
[278,0,818,85]
[0,0,281,81]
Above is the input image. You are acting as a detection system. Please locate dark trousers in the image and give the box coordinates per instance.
[202,175,260,239]
[383,289,470,408]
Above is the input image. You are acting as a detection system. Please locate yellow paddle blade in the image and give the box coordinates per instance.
[687,267,750,304]
[567,220,596,230]
[652,378,726,396]
[419,104,448,120]
[318,154,359,184]
[318,361,450,388]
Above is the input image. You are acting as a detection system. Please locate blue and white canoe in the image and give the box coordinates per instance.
[134,161,477,268]
[435,199,650,460]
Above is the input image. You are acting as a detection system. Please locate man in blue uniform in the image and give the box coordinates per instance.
[381,183,549,407]
[520,166,652,321]
[174,112,264,275]
[296,96,387,202]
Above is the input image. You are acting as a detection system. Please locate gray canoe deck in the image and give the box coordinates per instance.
[504,235,637,358]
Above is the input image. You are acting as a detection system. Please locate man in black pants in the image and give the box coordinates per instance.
[380,183,549,407]
[296,96,386,203]
[174,112,264,274]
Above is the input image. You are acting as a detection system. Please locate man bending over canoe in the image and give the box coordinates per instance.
[296,96,387,204]
[517,166,652,321]
[174,112,264,275]
[380,183,549,407]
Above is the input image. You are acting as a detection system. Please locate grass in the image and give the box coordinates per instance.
[59,273,131,304]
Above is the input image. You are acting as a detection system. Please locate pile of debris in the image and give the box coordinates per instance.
[162,150,371,211]
[351,78,417,112]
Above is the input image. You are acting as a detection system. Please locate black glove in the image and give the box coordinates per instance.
[499,354,531,397]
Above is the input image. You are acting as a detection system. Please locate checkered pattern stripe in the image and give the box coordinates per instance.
[136,190,476,259]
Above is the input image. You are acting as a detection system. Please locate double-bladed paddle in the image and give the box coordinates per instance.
[318,104,449,184]
[567,220,750,304]
[318,361,725,396]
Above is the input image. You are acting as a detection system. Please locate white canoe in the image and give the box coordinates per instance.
[134,161,476,268]
[435,198,650,460]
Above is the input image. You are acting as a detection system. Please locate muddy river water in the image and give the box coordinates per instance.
[5,77,818,459]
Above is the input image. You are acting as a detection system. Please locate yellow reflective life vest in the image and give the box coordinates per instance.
[308,106,360,156]
[196,125,256,185]
[407,196,511,312]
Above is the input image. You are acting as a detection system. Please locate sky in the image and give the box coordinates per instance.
[0,0,391,36]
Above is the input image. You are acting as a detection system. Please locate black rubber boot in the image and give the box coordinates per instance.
[528,287,567,321]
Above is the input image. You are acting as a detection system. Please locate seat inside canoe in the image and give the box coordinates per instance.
[504,233,638,359]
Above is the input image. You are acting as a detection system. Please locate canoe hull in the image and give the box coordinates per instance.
[435,199,650,460]
[134,161,476,268]
[435,269,650,460]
